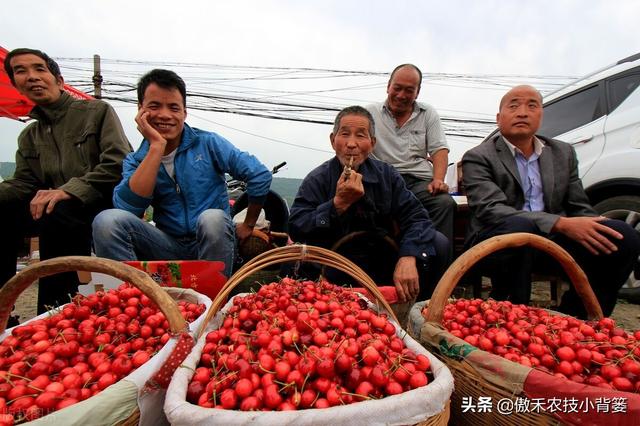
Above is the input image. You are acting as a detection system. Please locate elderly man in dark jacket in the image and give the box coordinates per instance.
[289,106,450,302]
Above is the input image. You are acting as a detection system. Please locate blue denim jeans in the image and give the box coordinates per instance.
[92,209,235,278]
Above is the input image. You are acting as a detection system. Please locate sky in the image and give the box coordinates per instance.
[2,0,639,178]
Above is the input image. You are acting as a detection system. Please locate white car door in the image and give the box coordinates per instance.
[539,84,606,182]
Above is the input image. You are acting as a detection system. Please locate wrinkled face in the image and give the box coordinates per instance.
[330,114,376,169]
[497,86,543,141]
[139,83,186,146]
[386,66,420,116]
[9,53,63,105]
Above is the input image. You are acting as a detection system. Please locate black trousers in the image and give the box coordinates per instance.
[402,174,456,258]
[473,215,640,318]
[0,197,105,314]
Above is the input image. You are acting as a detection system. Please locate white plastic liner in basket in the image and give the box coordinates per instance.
[165,293,454,426]
[2,287,212,426]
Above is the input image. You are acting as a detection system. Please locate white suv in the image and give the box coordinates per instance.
[538,52,640,289]
[539,52,640,214]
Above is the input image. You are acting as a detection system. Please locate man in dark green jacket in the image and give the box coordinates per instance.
[1,48,131,316]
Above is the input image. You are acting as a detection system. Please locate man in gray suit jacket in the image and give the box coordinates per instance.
[462,85,639,318]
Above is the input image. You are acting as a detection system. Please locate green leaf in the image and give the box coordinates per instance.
[439,339,477,359]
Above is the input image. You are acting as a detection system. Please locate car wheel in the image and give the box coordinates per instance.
[593,195,640,291]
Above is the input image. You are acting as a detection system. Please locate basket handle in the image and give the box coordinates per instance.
[0,256,188,334]
[321,231,399,281]
[197,244,399,338]
[330,231,399,252]
[424,233,603,323]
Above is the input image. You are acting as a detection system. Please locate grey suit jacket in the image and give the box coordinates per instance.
[462,133,596,243]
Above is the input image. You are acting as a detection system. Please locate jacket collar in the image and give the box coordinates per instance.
[494,134,522,188]
[28,91,73,123]
[494,133,555,207]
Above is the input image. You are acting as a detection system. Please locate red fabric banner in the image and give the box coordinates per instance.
[524,368,640,425]
[124,260,228,300]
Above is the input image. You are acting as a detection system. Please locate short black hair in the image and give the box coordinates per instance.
[388,63,422,89]
[4,48,62,86]
[137,69,187,107]
[332,105,376,138]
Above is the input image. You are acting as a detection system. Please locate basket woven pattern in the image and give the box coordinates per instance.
[421,233,603,426]
[430,354,560,426]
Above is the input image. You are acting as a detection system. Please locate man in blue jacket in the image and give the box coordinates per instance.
[93,69,271,278]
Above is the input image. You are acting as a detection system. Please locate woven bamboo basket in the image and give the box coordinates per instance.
[0,256,190,426]
[420,232,604,426]
[189,244,450,426]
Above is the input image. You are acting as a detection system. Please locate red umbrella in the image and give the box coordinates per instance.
[0,45,93,121]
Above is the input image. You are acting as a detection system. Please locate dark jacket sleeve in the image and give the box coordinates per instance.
[288,171,338,243]
[0,125,42,203]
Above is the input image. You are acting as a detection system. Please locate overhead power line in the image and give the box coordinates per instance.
[54,57,575,148]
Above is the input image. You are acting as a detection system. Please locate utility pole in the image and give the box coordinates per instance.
[92,54,102,99]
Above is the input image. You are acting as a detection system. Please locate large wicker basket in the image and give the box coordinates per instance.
[412,232,640,426]
[166,244,452,426]
[0,256,192,426]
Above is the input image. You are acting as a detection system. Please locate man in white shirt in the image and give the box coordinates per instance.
[366,64,455,250]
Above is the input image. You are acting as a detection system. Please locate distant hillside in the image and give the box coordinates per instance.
[270,177,302,207]
[0,162,15,179]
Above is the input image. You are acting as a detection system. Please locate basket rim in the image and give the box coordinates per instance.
[197,244,400,338]
[0,256,188,334]
[424,233,603,323]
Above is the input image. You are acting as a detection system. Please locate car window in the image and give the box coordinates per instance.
[608,72,640,112]
[539,85,604,138]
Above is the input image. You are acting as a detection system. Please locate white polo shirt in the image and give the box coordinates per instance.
[366,101,449,180]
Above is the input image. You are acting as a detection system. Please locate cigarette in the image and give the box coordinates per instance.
[343,156,354,181]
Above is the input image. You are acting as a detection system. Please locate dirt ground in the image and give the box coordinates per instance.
[11,278,640,331]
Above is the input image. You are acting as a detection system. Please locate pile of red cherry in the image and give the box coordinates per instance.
[423,298,640,393]
[0,283,205,425]
[187,278,433,411]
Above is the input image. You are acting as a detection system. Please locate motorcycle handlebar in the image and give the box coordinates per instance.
[272,162,287,175]
[227,161,286,190]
